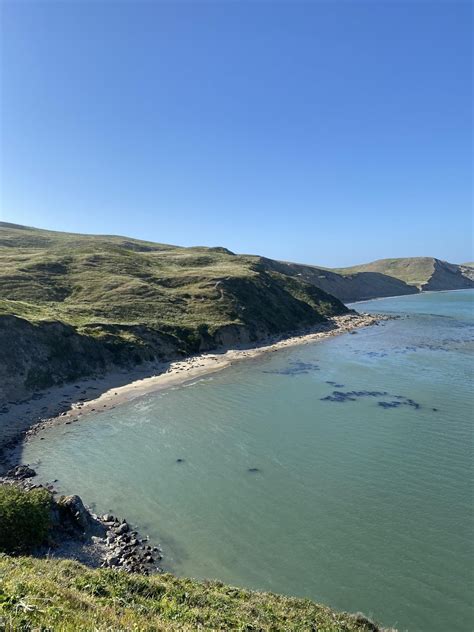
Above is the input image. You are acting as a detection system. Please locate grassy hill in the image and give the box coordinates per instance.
[1,224,471,403]
[334,257,474,292]
[0,555,390,631]
[335,257,436,286]
[262,258,419,303]
[0,223,347,403]
[264,257,472,304]
[0,222,345,331]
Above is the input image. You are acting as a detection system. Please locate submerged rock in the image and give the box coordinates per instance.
[6,464,36,480]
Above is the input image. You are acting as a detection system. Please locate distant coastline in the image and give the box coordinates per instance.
[346,287,474,306]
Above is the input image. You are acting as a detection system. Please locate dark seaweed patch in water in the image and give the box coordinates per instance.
[378,401,402,409]
[326,381,345,388]
[363,351,389,358]
[378,398,420,410]
[263,360,320,376]
[353,346,421,358]
[321,390,389,403]
[321,390,421,410]
[390,346,417,354]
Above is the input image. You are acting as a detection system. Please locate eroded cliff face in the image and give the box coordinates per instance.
[0,316,182,404]
[421,259,474,291]
[258,258,419,302]
[1,298,343,405]
[261,257,474,302]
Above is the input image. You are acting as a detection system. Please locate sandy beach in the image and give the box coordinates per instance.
[0,312,381,470]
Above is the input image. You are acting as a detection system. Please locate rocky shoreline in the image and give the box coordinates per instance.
[1,464,162,574]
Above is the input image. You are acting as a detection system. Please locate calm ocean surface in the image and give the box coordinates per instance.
[22,290,474,632]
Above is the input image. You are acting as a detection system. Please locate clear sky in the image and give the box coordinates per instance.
[1,1,472,266]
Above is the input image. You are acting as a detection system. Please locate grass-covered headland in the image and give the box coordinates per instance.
[0,222,348,404]
[0,556,389,632]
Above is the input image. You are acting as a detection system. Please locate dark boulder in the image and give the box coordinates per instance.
[6,464,36,479]
[57,494,90,531]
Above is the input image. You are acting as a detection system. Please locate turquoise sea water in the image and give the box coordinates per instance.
[22,290,473,632]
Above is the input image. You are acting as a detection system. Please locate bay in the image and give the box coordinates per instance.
[22,289,474,631]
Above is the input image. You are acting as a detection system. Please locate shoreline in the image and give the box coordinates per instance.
[0,465,164,574]
[0,311,386,576]
[346,286,474,306]
[1,312,382,472]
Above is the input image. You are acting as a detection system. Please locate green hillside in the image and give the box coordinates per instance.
[265,258,419,303]
[0,223,345,330]
[336,257,434,286]
[0,223,347,402]
[334,257,473,291]
[0,555,389,632]
[1,224,471,404]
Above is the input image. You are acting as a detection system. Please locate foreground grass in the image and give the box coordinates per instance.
[0,556,388,632]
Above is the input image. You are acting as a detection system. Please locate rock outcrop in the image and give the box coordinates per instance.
[0,470,162,574]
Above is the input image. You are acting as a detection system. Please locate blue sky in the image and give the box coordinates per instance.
[1,1,472,266]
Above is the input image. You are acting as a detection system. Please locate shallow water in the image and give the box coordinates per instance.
[22,290,474,632]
